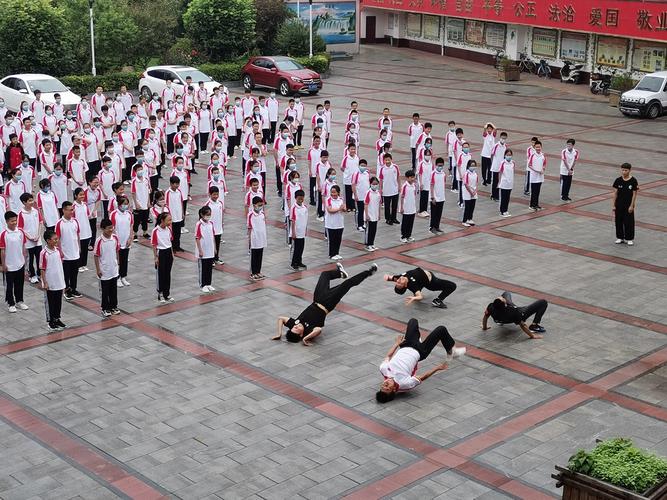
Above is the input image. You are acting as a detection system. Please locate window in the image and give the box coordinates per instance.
[26,79,67,93]
[596,36,628,68]
[484,23,505,48]
[560,32,588,62]
[532,28,558,57]
[175,69,212,82]
[253,59,267,68]
[275,59,305,70]
[166,71,181,83]
[465,20,485,45]
[407,13,422,38]
[13,79,27,92]
[446,18,464,42]
[388,13,394,30]
[1,77,18,90]
[423,15,441,40]
[632,41,666,72]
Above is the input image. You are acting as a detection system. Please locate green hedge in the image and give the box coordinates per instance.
[60,54,330,95]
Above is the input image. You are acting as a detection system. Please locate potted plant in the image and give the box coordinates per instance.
[553,438,667,499]
[497,57,520,82]
[609,72,636,107]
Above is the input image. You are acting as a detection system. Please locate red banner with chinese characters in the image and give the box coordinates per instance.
[360,0,667,41]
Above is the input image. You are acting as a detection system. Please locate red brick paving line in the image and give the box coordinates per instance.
[0,396,169,500]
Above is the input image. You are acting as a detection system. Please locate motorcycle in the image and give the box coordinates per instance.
[560,60,584,84]
[590,67,616,95]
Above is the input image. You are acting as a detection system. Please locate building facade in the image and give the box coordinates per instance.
[360,0,667,78]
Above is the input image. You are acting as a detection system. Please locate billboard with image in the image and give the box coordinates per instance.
[286,2,356,44]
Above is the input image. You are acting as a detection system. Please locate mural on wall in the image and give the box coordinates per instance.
[286,2,356,44]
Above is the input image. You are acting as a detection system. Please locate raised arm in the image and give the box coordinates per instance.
[415,363,448,383]
[272,316,289,340]
[481,308,491,330]
[302,327,322,346]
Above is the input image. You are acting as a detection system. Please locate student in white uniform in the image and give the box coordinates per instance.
[247,196,267,281]
[559,138,579,201]
[480,122,496,186]
[55,201,81,300]
[399,170,417,243]
[528,141,546,211]
[151,212,174,303]
[498,149,515,217]
[429,157,447,234]
[0,211,28,312]
[489,131,508,201]
[195,206,216,293]
[379,153,400,225]
[462,160,479,227]
[408,113,423,170]
[324,185,345,260]
[94,219,120,317]
[205,186,225,265]
[351,159,370,232]
[364,177,381,251]
[18,192,42,283]
[110,196,133,287]
[376,318,465,403]
[40,229,67,331]
[289,189,309,271]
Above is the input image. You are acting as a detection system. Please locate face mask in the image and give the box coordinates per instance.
[0,101,4,107]
[60,124,66,130]
[41,186,50,193]
[383,125,389,130]
[6,119,12,125]
[270,93,276,98]
[84,128,91,134]
[176,165,184,171]
[436,166,444,172]
[106,100,113,106]
[462,148,470,154]
[15,174,22,181]
[251,167,259,173]
[176,148,183,155]
[120,205,129,212]
[94,122,102,128]
[424,157,431,163]
[112,137,120,144]
[295,99,300,104]
[281,133,288,139]
[55,171,63,176]
[176,100,182,105]
[329,175,336,182]
[128,115,135,121]
[213,174,220,180]
[153,96,159,101]
[22,160,30,167]
[351,115,358,122]
[217,112,224,118]
[55,98,61,104]
[468,165,476,171]
[81,102,88,107]
[253,206,262,213]
[67,115,73,120]
[425,144,432,150]
[359,166,367,173]
[121,125,128,131]
[505,156,512,161]
[370,184,379,191]
[136,168,144,175]
[46,110,53,116]
[235,101,240,107]
[22,105,29,111]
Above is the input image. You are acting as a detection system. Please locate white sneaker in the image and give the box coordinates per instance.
[185,211,190,216]
[121,278,131,286]
[166,296,175,302]
[118,280,125,288]
[208,285,216,291]
[365,245,373,252]
[16,302,29,310]
[182,227,189,233]
[407,237,415,242]
[462,222,471,227]
[447,347,467,360]
[201,286,210,293]
[357,227,365,232]
[29,276,39,284]
[468,220,476,226]
[501,212,512,218]
[400,237,408,243]
[159,296,167,303]
[78,267,86,273]
[626,240,634,246]
[8,305,17,313]
[615,239,624,244]
[371,245,379,251]
[316,216,324,222]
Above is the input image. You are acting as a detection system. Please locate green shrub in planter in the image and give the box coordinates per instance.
[568,438,667,493]
[295,54,330,74]
[60,71,143,95]
[198,62,244,83]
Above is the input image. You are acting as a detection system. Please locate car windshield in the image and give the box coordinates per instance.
[26,79,68,93]
[275,59,305,71]
[175,70,212,83]
[635,76,664,92]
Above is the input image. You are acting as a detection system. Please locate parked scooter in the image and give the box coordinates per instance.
[590,66,616,96]
[560,60,584,84]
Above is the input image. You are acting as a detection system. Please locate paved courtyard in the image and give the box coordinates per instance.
[1,45,666,499]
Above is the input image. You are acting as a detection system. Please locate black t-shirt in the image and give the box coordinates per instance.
[613,176,638,208]
[285,303,327,342]
[486,302,522,324]
[392,268,429,295]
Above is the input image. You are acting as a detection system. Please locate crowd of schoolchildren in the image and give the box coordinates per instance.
[0,78,639,332]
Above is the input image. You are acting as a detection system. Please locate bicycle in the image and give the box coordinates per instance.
[536,59,551,79]
[517,52,536,74]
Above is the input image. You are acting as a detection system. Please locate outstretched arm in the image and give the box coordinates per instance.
[405,290,423,305]
[302,327,322,346]
[519,321,542,339]
[272,316,289,340]
[481,309,491,330]
[416,363,448,383]
[384,334,404,360]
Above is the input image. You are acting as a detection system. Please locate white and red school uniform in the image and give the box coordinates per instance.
[112,101,126,125]
[457,152,472,185]
[205,198,224,236]
[408,122,423,150]
[131,176,151,210]
[94,234,120,280]
[194,220,215,259]
[284,180,303,218]
[379,163,400,197]
[481,129,497,159]
[244,188,264,207]
[364,189,381,222]
[110,209,133,249]
[37,189,59,227]
[119,129,137,161]
[84,185,101,219]
[42,114,58,140]
[31,99,46,123]
[241,96,258,118]
[307,146,322,179]
[90,93,106,117]
[0,227,27,271]
[400,182,417,215]
[418,159,433,192]
[5,180,27,212]
[498,160,515,190]
[316,161,332,191]
[143,148,159,178]
[267,97,279,123]
[17,208,41,249]
[171,168,190,200]
[150,203,170,222]
[81,132,100,164]
[39,147,57,179]
[490,141,507,174]
[76,104,93,126]
[73,200,92,240]
[40,245,65,290]
[164,188,184,223]
[324,196,345,229]
[351,169,371,202]
[161,87,177,106]
[118,92,133,114]
[290,203,308,239]
[55,217,80,261]
[19,127,39,159]
[49,173,68,208]
[19,163,36,193]
[244,171,262,190]
[430,169,447,202]
[0,196,6,232]
[151,225,173,249]
[341,153,360,187]
[528,152,547,183]
[247,209,267,249]
[560,148,579,176]
[68,157,88,191]
[377,116,393,130]
[462,170,479,200]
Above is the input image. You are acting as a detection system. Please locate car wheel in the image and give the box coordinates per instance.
[646,102,661,119]
[242,74,254,90]
[279,80,291,97]
[308,91,319,96]
[140,86,152,100]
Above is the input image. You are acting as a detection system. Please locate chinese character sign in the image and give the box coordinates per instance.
[360,0,667,40]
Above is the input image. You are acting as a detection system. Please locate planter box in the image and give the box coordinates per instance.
[552,465,667,499]
[498,66,520,82]
[608,90,621,108]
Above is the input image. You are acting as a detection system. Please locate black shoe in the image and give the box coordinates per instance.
[309,201,317,206]
[290,265,300,271]
[191,170,198,175]
[369,263,378,275]
[432,298,447,309]
[523,191,530,196]
[143,233,150,239]
[48,322,59,332]
[71,291,83,298]
[64,293,74,301]
[392,219,400,224]
[529,324,546,333]
[429,228,438,234]
[298,263,308,270]
[56,319,66,328]
[386,220,393,225]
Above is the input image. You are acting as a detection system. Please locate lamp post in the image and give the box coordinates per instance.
[88,0,97,76]
[309,0,313,58]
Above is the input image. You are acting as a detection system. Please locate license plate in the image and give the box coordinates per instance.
[308,84,318,91]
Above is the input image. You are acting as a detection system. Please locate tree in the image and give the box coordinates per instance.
[273,19,326,58]
[0,0,76,76]
[254,0,293,53]
[126,0,184,67]
[183,0,256,61]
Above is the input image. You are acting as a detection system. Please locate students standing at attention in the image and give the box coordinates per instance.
[110,195,133,287]
[559,138,579,202]
[363,176,381,251]
[324,185,345,260]
[351,159,370,232]
[72,187,92,272]
[289,189,308,271]
[612,162,638,246]
[40,229,67,331]
[195,206,216,293]
[462,160,479,227]
[528,140,546,211]
[379,153,400,225]
[56,201,82,300]
[94,219,120,317]
[480,122,496,186]
[18,193,42,283]
[165,176,185,252]
[524,136,538,196]
[417,149,433,217]
[399,170,417,243]
[408,113,423,170]
[151,212,175,302]
[498,149,515,217]
[489,131,508,201]
[0,211,28,312]
[247,196,267,281]
[205,186,225,265]
[429,157,447,235]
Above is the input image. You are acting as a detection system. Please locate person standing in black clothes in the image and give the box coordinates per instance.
[612,162,638,246]
[481,291,546,339]
[384,267,457,309]
[273,263,378,346]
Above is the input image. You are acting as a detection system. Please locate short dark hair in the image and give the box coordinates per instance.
[376,391,395,403]
[199,206,211,217]
[567,138,576,145]
[4,210,17,221]
[294,189,305,198]
[19,192,33,203]
[621,162,632,170]
[405,169,415,178]
[100,218,113,229]
[493,298,505,309]
[169,176,180,185]
[252,196,263,205]
[394,286,407,295]
[61,201,73,209]
[208,186,219,195]
[44,229,56,242]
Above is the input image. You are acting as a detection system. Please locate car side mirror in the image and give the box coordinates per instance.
[270,67,277,72]
[173,79,181,84]
[19,88,28,94]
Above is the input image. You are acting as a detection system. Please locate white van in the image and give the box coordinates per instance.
[619,71,667,119]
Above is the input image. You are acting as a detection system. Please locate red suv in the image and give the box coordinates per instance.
[241,56,322,96]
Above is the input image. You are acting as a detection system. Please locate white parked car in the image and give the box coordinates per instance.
[138,66,223,100]
[619,71,667,119]
[0,74,81,113]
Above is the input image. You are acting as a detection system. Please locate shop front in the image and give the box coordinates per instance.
[360,0,667,78]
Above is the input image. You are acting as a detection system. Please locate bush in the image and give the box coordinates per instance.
[568,438,667,493]
[183,0,256,60]
[611,73,636,93]
[273,19,326,57]
[165,38,207,66]
[60,71,143,96]
[295,54,330,75]
[198,62,244,83]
